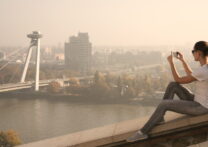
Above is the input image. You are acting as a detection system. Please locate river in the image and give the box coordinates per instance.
[0,96,158,144]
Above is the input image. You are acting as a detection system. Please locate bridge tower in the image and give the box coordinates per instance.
[20,31,43,91]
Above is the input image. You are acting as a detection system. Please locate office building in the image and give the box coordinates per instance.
[65,32,92,72]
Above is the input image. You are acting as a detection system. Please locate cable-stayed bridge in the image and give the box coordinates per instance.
[0,31,92,93]
[0,80,49,93]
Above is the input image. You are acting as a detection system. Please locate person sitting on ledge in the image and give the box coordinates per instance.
[127,41,208,142]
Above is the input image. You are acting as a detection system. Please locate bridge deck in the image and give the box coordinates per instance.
[0,76,93,92]
[17,112,208,147]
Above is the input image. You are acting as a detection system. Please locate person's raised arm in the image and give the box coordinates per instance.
[167,54,197,84]
[176,52,193,75]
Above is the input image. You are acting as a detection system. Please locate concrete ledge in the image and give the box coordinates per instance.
[189,140,208,147]
[17,112,208,147]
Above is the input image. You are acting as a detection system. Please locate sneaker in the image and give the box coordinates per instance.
[126,130,148,142]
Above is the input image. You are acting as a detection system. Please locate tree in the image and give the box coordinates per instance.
[117,76,123,96]
[105,72,115,85]
[90,71,110,98]
[94,71,105,84]
[142,75,154,96]
[47,81,61,93]
[123,86,136,98]
[0,130,22,147]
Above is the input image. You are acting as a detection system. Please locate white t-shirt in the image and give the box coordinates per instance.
[191,64,208,108]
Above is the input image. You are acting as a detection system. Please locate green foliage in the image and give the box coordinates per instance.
[0,130,22,147]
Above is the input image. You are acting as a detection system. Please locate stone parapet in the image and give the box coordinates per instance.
[17,112,208,147]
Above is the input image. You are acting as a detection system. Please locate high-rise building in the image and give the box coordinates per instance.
[0,52,5,60]
[65,32,92,72]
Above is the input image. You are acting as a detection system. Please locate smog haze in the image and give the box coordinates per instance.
[0,0,208,47]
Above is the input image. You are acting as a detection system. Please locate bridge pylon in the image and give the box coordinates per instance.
[20,31,43,91]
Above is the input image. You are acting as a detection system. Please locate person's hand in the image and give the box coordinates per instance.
[176,52,184,61]
[167,54,173,63]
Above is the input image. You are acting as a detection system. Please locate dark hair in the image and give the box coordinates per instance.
[194,41,208,56]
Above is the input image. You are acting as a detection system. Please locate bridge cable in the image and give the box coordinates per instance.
[0,48,27,71]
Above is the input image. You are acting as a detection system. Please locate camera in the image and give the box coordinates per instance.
[172,51,179,58]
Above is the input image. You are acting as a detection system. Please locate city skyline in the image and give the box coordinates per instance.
[0,0,208,47]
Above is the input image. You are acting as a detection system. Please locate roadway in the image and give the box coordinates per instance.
[0,76,93,93]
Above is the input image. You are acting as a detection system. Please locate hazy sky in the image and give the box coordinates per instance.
[0,0,208,47]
